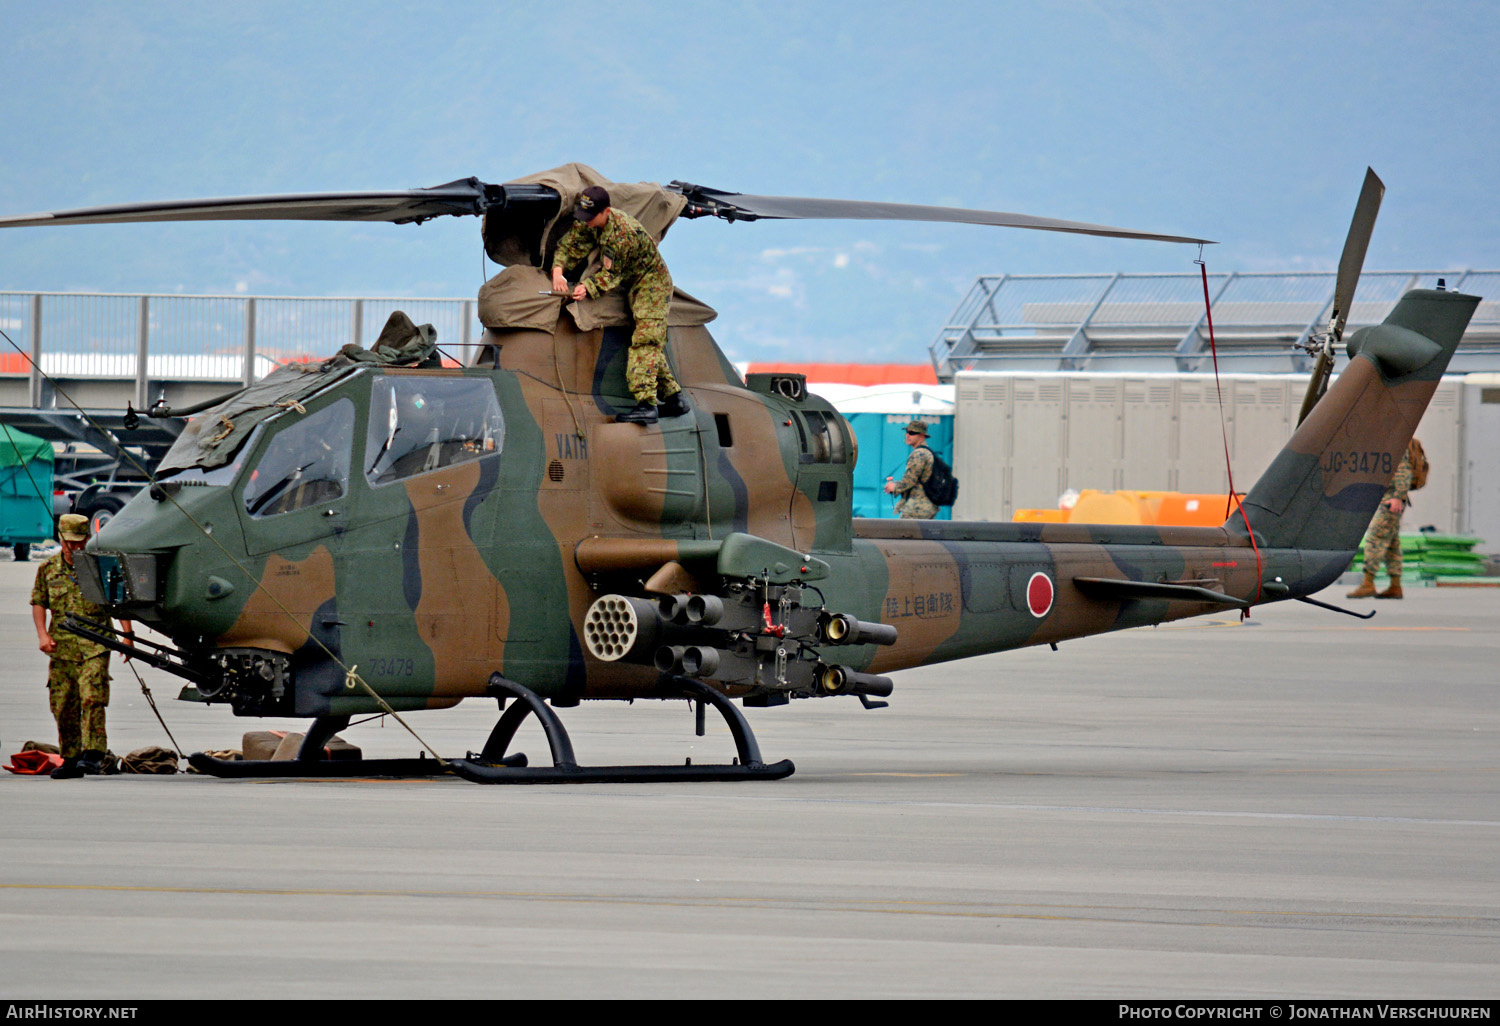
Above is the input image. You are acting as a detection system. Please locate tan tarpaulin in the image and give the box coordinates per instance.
[482,162,688,267]
[477,265,717,331]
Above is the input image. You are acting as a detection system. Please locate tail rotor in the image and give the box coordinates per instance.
[1296,167,1386,424]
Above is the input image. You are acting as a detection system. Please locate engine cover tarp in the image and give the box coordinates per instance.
[478,265,716,331]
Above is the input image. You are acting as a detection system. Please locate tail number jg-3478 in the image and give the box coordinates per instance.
[1321,449,1394,475]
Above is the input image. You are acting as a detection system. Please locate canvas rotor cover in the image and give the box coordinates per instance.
[477,163,713,331]
[482,162,688,268]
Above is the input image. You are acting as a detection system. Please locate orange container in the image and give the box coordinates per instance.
[1013,491,1244,527]
[1154,493,1243,527]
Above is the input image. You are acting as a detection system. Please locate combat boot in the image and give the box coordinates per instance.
[50,756,83,780]
[1347,570,1377,598]
[658,392,691,418]
[75,750,107,776]
[1376,575,1403,599]
[616,401,658,425]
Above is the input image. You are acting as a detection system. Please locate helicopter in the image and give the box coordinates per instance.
[0,164,1480,782]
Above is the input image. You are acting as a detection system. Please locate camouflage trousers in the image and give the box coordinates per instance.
[1363,507,1404,575]
[48,655,110,758]
[896,490,938,520]
[626,270,679,404]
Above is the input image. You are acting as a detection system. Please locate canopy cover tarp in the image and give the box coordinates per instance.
[0,424,54,468]
[478,163,716,331]
[157,311,439,473]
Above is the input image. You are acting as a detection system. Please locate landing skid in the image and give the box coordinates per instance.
[184,714,465,778]
[186,676,794,783]
[447,676,795,784]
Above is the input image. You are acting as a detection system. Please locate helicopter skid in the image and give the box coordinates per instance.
[185,752,459,778]
[185,676,795,783]
[449,673,796,784]
[445,757,794,785]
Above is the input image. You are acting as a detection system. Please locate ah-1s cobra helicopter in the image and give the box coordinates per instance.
[0,165,1479,782]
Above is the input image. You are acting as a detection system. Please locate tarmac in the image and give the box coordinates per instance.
[1,556,1496,999]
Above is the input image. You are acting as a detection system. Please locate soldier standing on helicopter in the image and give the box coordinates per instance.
[551,185,689,426]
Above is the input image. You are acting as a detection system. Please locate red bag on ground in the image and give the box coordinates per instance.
[4,750,65,775]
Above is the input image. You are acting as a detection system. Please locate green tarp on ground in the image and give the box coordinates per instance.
[1350,532,1488,579]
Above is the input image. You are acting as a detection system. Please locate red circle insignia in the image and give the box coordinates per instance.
[1026,571,1054,618]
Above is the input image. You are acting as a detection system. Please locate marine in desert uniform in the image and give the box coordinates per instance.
[551,185,689,426]
[1348,444,1413,600]
[31,513,133,778]
[884,420,938,520]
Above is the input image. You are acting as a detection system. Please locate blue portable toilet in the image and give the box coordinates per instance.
[811,384,956,520]
[0,424,56,558]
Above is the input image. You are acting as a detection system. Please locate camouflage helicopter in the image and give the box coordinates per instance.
[0,165,1479,782]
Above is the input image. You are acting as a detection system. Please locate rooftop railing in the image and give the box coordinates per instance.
[930,270,1500,379]
[0,291,478,409]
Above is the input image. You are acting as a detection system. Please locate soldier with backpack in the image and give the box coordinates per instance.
[1349,437,1429,600]
[884,420,959,519]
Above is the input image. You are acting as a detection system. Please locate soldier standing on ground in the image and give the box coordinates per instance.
[31,513,134,778]
[1348,440,1415,600]
[550,185,689,426]
[884,420,938,520]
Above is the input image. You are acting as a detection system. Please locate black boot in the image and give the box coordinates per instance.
[616,401,659,425]
[75,749,106,776]
[50,756,83,779]
[658,391,690,418]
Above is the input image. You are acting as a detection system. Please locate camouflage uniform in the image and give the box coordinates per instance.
[893,445,938,520]
[1363,450,1413,576]
[31,554,112,758]
[553,208,681,405]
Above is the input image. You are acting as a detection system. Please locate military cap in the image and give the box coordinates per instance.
[904,420,930,436]
[58,513,89,541]
[574,185,610,222]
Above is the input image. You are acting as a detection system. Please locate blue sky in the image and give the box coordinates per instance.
[2,1,1498,363]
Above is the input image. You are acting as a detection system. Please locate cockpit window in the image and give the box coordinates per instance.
[243,400,354,517]
[366,376,504,486]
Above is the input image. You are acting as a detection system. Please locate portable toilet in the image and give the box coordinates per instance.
[0,424,56,559]
[739,364,956,520]
[812,383,956,519]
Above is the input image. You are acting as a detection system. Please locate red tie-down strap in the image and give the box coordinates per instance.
[1199,260,1263,609]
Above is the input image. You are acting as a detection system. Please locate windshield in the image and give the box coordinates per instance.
[243,400,354,517]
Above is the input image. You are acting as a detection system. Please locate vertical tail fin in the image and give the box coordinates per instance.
[1229,288,1478,551]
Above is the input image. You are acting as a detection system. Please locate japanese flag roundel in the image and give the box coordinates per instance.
[1026,571,1054,618]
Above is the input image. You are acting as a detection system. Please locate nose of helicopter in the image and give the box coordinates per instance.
[79,481,247,635]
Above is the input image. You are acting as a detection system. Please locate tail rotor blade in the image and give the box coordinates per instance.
[1330,167,1385,341]
[1297,167,1386,426]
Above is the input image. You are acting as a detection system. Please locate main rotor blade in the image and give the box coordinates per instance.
[0,178,492,228]
[670,182,1212,244]
[1330,167,1385,340]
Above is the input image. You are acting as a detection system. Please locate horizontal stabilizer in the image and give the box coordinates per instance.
[1073,577,1249,608]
